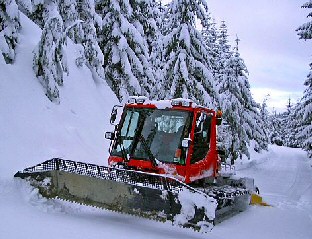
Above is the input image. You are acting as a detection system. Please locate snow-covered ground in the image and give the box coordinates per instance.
[0,13,117,179]
[1,12,312,239]
[1,146,311,239]
[212,146,312,239]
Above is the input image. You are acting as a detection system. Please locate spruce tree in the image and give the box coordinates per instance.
[33,1,68,103]
[297,72,312,157]
[269,112,284,146]
[297,1,312,158]
[160,0,217,107]
[214,21,231,86]
[57,0,83,42]
[201,16,218,77]
[130,0,159,55]
[0,0,20,64]
[127,0,159,99]
[218,36,267,164]
[259,95,272,146]
[28,0,45,28]
[96,0,155,102]
[297,0,312,40]
[77,0,104,82]
[284,101,303,148]
[150,1,168,100]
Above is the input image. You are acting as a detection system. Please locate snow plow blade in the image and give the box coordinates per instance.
[14,158,216,232]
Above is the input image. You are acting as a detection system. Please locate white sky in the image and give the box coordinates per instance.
[207,0,311,112]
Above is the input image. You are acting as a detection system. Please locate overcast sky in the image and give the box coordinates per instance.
[207,0,311,112]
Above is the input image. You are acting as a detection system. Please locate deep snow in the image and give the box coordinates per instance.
[1,11,312,239]
[0,13,117,179]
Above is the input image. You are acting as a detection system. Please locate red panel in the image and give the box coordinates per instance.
[107,104,219,185]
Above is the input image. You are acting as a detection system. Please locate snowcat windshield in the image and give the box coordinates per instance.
[111,108,192,164]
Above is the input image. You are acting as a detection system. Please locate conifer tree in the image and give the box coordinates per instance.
[57,0,83,42]
[127,0,160,99]
[26,0,45,28]
[76,0,104,82]
[218,51,248,163]
[297,74,312,157]
[284,100,303,148]
[150,1,168,100]
[218,36,267,164]
[30,0,105,82]
[269,112,284,146]
[33,1,68,103]
[130,0,159,55]
[96,0,155,102]
[297,0,312,40]
[297,1,312,158]
[201,16,218,77]
[259,95,272,145]
[160,0,217,107]
[0,0,20,64]
[214,21,231,86]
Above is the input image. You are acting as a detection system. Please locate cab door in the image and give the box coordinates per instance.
[187,111,214,182]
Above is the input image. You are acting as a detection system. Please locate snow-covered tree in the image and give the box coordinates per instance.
[0,0,20,64]
[160,0,217,106]
[75,0,104,82]
[269,112,284,146]
[33,1,67,103]
[96,0,155,102]
[218,36,267,164]
[17,0,104,86]
[284,101,303,148]
[297,72,312,157]
[130,0,159,55]
[297,0,312,40]
[214,21,231,83]
[297,1,312,158]
[201,15,218,77]
[57,0,83,42]
[149,1,168,100]
[124,0,160,99]
[26,0,45,28]
[259,95,271,139]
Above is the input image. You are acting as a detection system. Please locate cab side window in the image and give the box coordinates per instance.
[191,112,211,163]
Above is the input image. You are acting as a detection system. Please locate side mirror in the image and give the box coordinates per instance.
[110,105,123,125]
[195,112,205,134]
[181,138,191,148]
[105,132,115,140]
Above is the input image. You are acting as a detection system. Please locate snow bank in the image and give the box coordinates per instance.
[0,13,118,181]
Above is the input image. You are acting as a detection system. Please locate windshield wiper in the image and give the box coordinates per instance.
[138,135,158,167]
[115,131,130,165]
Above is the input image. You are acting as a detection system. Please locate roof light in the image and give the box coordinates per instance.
[136,96,147,104]
[171,98,192,107]
[171,99,180,106]
[128,96,137,104]
[127,96,148,104]
[181,100,191,107]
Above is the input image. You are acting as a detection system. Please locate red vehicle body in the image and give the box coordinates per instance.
[107,97,222,184]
